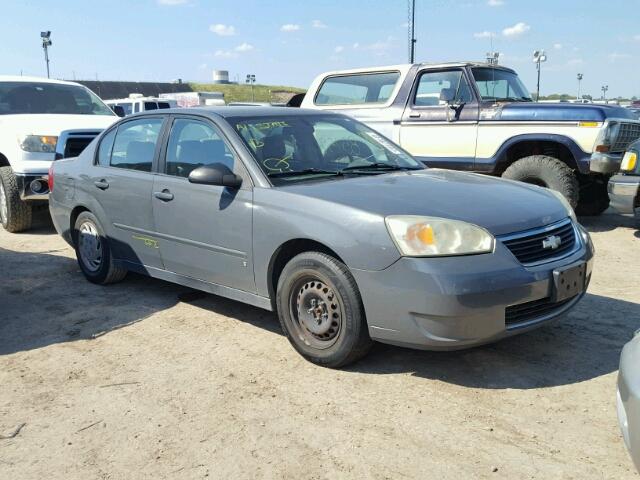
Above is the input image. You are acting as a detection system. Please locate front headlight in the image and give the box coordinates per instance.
[549,189,577,222]
[385,216,494,257]
[621,151,638,172]
[19,135,58,153]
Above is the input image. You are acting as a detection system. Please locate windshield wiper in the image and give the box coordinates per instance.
[341,162,413,173]
[267,168,342,178]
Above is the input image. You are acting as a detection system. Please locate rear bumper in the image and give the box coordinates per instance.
[608,174,640,215]
[617,335,640,472]
[352,223,594,350]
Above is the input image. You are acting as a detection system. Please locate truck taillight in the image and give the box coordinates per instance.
[48,164,54,193]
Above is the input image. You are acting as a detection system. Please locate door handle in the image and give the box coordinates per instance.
[94,179,109,190]
[408,113,421,118]
[153,189,174,202]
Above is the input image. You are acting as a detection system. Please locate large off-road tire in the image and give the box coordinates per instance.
[276,252,373,368]
[0,166,33,233]
[575,176,610,216]
[74,211,127,285]
[502,155,579,208]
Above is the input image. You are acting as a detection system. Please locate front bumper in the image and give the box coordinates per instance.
[16,173,50,201]
[617,335,640,472]
[352,222,594,350]
[608,174,640,215]
[590,152,624,174]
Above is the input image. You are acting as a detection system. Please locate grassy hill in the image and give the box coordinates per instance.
[189,82,306,104]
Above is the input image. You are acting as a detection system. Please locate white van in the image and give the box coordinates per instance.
[105,94,177,116]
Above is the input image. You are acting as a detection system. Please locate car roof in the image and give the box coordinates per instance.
[0,75,85,87]
[316,61,516,76]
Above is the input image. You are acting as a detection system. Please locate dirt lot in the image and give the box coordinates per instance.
[0,211,638,480]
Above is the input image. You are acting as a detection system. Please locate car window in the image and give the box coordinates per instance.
[414,70,473,106]
[315,72,400,105]
[96,128,116,166]
[165,118,235,178]
[158,102,171,109]
[144,101,158,111]
[110,118,163,172]
[113,102,132,115]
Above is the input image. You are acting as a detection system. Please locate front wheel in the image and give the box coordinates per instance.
[0,166,32,233]
[575,176,610,216]
[276,252,373,368]
[74,211,127,285]
[502,155,579,208]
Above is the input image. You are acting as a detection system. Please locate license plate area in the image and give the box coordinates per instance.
[552,262,586,302]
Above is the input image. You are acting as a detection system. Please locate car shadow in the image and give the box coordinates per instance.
[579,211,637,233]
[348,292,639,389]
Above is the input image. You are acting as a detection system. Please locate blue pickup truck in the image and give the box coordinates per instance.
[301,62,640,215]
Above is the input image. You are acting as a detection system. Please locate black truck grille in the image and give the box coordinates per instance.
[60,131,102,159]
[501,219,577,265]
[611,122,640,153]
[505,295,576,327]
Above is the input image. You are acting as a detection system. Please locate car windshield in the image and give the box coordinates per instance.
[0,82,114,115]
[471,68,532,102]
[230,115,424,184]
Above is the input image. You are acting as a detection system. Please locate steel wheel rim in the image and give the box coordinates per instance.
[77,221,103,272]
[289,276,344,350]
[0,181,7,224]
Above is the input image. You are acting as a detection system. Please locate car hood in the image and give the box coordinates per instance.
[489,102,637,122]
[0,114,117,136]
[279,169,569,236]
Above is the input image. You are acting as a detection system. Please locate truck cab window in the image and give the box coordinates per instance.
[414,70,473,107]
[315,72,400,106]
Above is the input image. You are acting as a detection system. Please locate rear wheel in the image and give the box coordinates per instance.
[0,166,32,233]
[502,155,579,208]
[74,211,127,284]
[276,252,373,368]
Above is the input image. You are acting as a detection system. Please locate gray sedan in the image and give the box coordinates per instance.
[618,332,640,471]
[49,107,594,367]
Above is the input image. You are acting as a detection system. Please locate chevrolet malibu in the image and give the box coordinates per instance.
[49,108,594,367]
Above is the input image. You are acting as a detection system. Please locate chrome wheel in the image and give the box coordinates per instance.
[290,277,344,349]
[77,221,103,272]
[0,181,7,224]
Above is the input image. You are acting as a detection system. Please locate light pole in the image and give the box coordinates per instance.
[601,85,609,102]
[41,31,52,78]
[576,73,583,100]
[408,0,416,63]
[246,74,256,102]
[532,50,547,101]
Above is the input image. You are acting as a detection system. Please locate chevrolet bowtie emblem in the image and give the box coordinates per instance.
[542,234,562,250]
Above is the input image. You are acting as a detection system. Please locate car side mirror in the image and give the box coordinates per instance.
[112,105,126,117]
[188,164,243,189]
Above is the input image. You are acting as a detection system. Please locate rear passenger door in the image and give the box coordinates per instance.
[151,116,255,293]
[90,116,166,269]
[400,68,479,169]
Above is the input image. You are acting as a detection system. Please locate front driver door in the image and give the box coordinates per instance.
[399,68,479,170]
[151,116,255,293]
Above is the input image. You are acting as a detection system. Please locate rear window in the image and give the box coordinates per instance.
[315,71,400,106]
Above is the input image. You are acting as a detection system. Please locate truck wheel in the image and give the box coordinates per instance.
[276,252,373,368]
[0,166,33,233]
[575,176,610,216]
[502,155,579,208]
[74,211,127,285]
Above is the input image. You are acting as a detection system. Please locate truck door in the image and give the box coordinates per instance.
[399,68,479,170]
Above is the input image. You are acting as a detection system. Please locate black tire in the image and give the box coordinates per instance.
[276,252,373,368]
[575,176,610,216]
[0,166,32,233]
[73,211,127,285]
[502,155,579,208]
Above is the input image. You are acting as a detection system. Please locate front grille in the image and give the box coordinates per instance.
[500,219,577,265]
[505,295,577,327]
[611,122,640,153]
[61,131,101,158]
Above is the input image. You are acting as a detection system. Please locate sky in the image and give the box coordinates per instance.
[1,0,639,98]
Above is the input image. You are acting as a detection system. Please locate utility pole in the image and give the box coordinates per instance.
[532,50,547,101]
[41,31,52,78]
[408,0,416,63]
[601,85,609,102]
[576,73,583,100]
[246,74,256,101]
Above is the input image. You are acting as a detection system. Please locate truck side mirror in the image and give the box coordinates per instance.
[439,88,456,105]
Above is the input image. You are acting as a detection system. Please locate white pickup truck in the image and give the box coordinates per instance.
[301,62,640,215]
[0,76,117,232]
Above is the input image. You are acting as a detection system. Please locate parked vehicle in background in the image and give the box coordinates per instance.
[618,331,640,472]
[301,62,640,215]
[0,75,117,232]
[608,139,640,220]
[105,94,177,117]
[49,107,593,368]
[159,91,225,107]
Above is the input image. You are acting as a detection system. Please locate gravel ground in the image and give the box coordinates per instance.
[0,211,638,479]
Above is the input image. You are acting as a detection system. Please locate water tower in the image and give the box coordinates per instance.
[212,70,230,84]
